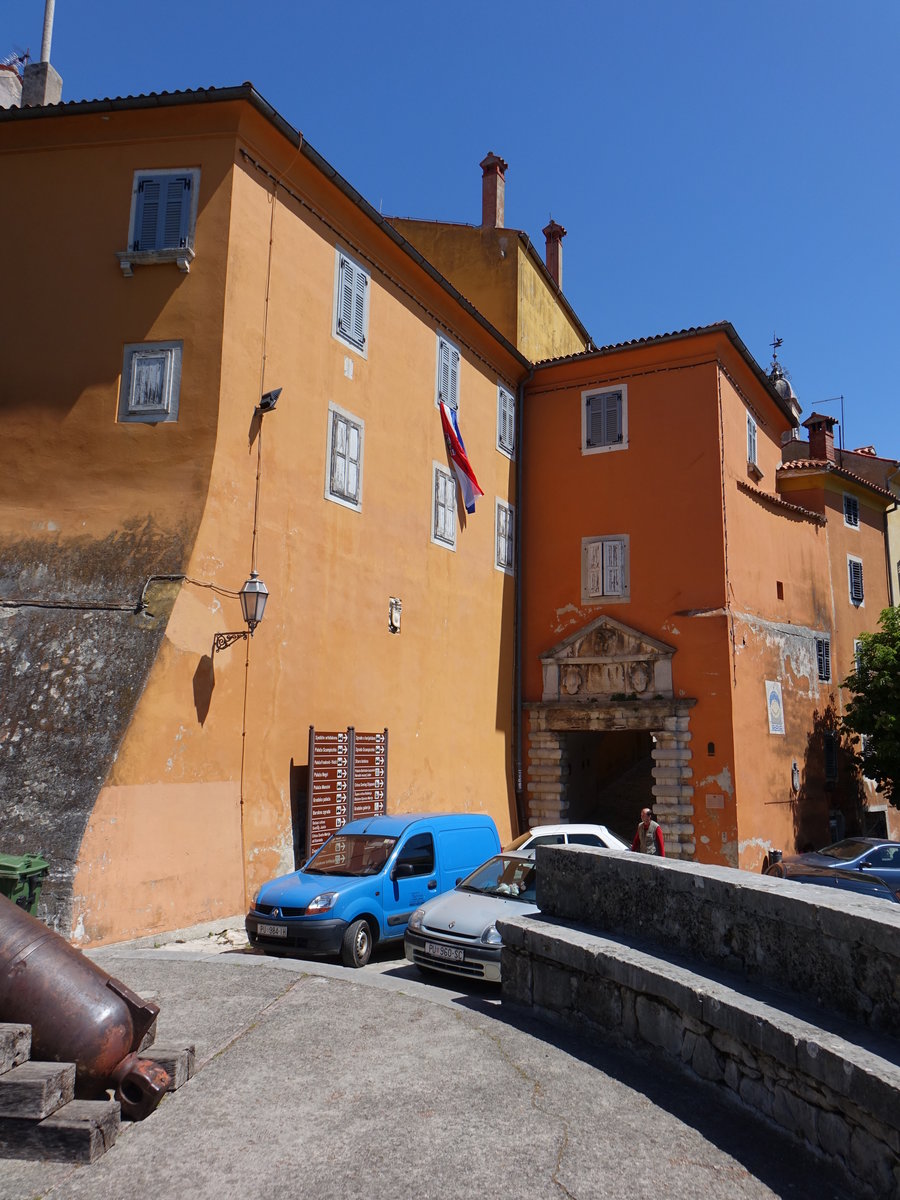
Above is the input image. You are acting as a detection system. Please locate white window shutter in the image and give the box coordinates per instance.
[586,541,603,597]
[603,540,625,596]
[352,273,366,346]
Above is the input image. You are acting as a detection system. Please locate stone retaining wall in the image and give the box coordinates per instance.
[534,846,900,1033]
[497,847,900,1199]
[499,917,900,1199]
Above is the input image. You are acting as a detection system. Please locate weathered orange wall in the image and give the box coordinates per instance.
[33,101,527,943]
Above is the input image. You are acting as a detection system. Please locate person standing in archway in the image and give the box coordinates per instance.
[631,807,665,856]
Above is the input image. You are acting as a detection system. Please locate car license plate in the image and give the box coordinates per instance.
[425,940,464,962]
[258,923,287,938]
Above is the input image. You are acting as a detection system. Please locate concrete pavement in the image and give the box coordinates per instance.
[1,919,856,1200]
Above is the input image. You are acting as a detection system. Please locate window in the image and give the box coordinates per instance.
[432,464,456,549]
[843,493,860,529]
[325,404,364,511]
[582,386,626,454]
[495,500,515,575]
[497,384,516,458]
[333,249,369,354]
[848,556,864,606]
[815,637,831,682]
[117,341,182,423]
[582,535,629,602]
[436,335,460,411]
[747,412,758,467]
[853,639,863,674]
[118,169,200,275]
[395,833,435,877]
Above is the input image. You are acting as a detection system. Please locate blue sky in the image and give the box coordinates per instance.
[10,0,898,455]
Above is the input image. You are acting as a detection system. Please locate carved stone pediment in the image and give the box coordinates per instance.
[540,615,675,703]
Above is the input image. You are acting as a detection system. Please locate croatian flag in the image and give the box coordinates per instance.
[440,402,484,514]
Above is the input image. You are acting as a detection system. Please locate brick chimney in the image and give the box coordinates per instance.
[480,152,508,229]
[542,220,566,288]
[802,412,838,463]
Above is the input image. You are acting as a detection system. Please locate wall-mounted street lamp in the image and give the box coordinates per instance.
[388,596,402,634]
[214,572,270,652]
[213,388,281,652]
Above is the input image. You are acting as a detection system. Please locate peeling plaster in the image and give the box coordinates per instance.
[739,836,776,855]
[696,766,734,795]
[552,603,582,634]
[660,621,681,637]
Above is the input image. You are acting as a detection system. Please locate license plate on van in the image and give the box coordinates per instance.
[425,941,464,962]
[258,923,287,937]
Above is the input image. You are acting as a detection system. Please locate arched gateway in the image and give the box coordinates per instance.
[525,615,697,858]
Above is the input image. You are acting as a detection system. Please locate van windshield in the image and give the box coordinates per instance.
[304,835,397,877]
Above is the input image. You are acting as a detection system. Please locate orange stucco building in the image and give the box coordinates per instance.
[2,73,896,945]
[0,85,552,943]
[519,328,897,868]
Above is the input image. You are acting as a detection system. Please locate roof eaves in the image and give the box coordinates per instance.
[1,84,530,372]
[532,321,796,422]
[776,460,895,502]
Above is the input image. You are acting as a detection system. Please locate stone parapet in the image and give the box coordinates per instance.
[499,917,900,1200]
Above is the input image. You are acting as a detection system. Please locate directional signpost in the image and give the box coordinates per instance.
[307,728,351,856]
[350,729,388,821]
[306,726,389,856]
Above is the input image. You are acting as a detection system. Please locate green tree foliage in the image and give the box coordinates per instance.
[841,607,900,804]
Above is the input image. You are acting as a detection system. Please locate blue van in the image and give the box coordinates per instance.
[245,812,501,967]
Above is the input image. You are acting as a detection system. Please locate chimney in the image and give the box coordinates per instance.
[21,0,62,107]
[480,152,508,229]
[802,412,838,464]
[542,220,567,288]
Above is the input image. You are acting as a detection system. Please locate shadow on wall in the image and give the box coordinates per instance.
[192,654,215,725]
[794,698,866,852]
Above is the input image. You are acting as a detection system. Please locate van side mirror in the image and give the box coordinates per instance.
[391,862,415,880]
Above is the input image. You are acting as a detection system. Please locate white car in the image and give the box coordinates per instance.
[505,823,629,853]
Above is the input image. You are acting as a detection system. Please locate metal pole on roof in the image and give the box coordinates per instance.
[40,0,55,63]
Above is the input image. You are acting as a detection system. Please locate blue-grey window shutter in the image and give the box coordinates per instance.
[133,173,191,251]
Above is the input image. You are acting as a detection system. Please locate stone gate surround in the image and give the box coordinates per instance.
[526,701,696,857]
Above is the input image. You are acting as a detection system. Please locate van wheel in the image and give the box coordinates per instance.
[341,919,373,968]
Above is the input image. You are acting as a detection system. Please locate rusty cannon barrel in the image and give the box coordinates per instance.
[0,892,170,1119]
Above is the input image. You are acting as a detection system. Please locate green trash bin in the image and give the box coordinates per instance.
[0,853,50,915]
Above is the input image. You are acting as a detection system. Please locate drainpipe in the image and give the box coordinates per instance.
[513,366,534,835]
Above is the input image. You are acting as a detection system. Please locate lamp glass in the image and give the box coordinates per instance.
[240,571,269,627]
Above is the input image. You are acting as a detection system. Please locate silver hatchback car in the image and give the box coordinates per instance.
[404,852,538,983]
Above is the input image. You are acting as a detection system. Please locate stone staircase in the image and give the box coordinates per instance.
[0,1020,194,1163]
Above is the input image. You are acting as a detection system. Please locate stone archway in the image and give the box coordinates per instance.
[526,615,697,858]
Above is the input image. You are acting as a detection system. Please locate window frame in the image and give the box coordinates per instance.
[495,499,515,576]
[332,247,370,357]
[118,168,200,276]
[581,534,630,603]
[324,402,364,512]
[117,341,183,424]
[497,383,516,459]
[746,412,759,468]
[435,334,461,412]
[815,636,831,682]
[582,385,627,455]
[843,493,860,529]
[431,462,457,550]
[848,555,865,607]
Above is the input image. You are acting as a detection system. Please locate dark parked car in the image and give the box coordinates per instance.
[766,837,900,903]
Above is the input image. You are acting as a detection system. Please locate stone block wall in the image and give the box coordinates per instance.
[533,845,900,1034]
